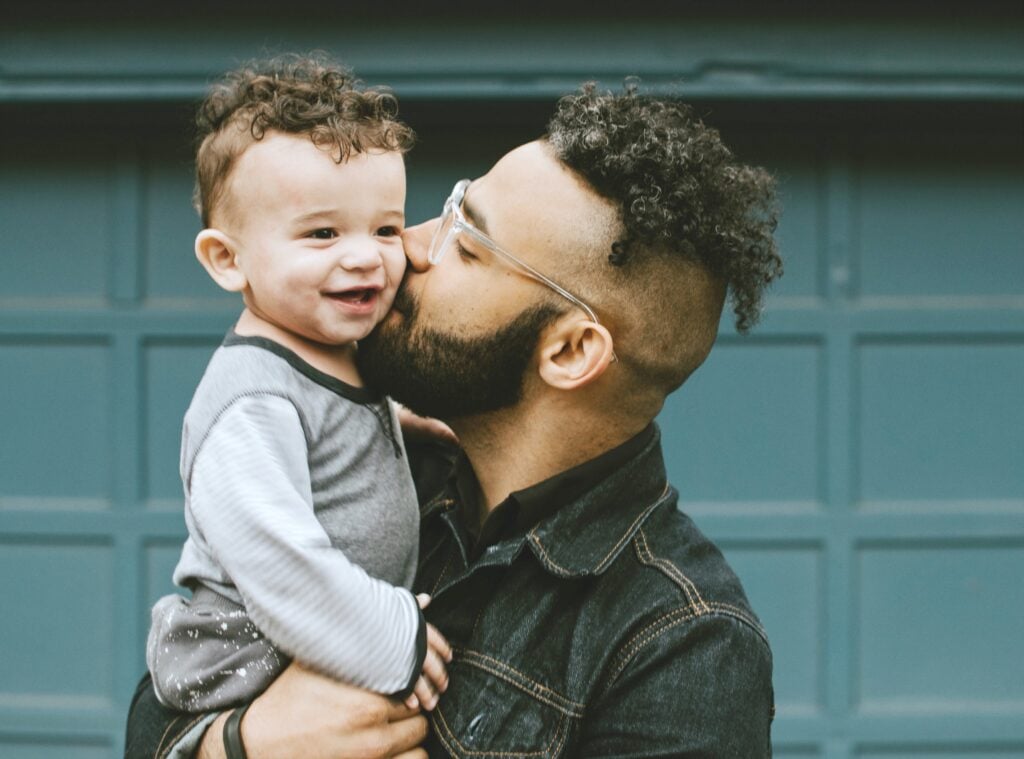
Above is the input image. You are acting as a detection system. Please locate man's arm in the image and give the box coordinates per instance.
[579,613,774,757]
[124,664,429,759]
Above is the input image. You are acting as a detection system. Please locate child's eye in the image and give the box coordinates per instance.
[308,228,337,240]
[376,226,401,238]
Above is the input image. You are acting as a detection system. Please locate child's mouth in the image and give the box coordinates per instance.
[325,288,380,313]
[331,289,375,304]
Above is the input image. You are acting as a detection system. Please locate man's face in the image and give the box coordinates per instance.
[219,134,408,348]
[358,141,611,420]
[357,284,558,420]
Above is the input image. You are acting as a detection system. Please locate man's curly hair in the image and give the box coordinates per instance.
[546,81,781,333]
[193,52,415,227]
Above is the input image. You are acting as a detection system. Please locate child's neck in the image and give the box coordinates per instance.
[234,309,362,387]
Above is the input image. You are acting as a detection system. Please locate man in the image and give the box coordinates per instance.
[126,82,782,758]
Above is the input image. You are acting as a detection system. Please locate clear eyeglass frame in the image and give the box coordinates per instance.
[427,179,610,336]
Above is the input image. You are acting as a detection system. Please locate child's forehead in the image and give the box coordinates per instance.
[224,138,406,221]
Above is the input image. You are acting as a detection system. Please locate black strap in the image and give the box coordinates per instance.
[222,702,251,759]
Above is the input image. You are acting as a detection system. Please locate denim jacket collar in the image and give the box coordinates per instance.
[524,424,671,577]
[422,424,671,579]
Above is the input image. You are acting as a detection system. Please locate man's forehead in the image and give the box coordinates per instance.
[471,141,616,230]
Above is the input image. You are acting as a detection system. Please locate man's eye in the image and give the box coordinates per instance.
[455,239,477,261]
[308,228,337,240]
[376,226,401,238]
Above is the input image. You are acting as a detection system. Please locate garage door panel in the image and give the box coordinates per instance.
[857,339,1024,504]
[0,742,111,759]
[856,542,1024,711]
[661,339,823,505]
[140,150,222,303]
[765,156,826,300]
[0,339,113,506]
[0,539,115,708]
[856,150,1024,299]
[0,150,115,303]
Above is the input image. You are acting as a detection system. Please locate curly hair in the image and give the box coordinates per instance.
[546,81,781,333]
[193,52,415,227]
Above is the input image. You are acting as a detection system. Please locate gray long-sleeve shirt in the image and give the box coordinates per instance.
[148,332,421,709]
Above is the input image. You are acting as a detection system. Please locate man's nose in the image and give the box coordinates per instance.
[402,219,438,273]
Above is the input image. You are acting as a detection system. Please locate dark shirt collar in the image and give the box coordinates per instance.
[453,423,658,561]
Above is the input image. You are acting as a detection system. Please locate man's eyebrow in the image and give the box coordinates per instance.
[461,185,489,234]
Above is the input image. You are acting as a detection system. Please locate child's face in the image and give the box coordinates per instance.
[220,133,408,347]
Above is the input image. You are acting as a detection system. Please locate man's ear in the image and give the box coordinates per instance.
[195,229,247,292]
[537,318,615,390]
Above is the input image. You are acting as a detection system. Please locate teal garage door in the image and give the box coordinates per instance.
[2,9,1023,758]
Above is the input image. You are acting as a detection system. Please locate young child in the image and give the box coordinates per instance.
[146,54,449,714]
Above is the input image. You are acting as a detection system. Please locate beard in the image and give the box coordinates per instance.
[357,284,559,422]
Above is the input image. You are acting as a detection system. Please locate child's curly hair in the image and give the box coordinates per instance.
[193,52,415,227]
[547,81,781,333]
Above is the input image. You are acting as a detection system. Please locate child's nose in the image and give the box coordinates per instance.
[337,237,383,271]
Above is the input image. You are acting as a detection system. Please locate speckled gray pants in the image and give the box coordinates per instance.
[146,587,287,712]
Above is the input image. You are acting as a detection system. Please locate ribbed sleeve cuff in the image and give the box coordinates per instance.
[392,604,428,700]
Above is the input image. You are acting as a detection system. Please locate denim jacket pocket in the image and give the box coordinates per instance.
[430,650,580,758]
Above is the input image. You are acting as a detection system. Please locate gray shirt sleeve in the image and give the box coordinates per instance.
[187,395,421,694]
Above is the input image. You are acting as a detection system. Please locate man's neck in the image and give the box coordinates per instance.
[451,400,649,521]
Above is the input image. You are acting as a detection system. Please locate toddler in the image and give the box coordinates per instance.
[146,53,449,714]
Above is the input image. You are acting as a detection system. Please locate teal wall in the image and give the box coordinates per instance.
[2,6,1022,757]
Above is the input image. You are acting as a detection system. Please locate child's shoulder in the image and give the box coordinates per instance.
[202,341,291,386]
[188,342,299,412]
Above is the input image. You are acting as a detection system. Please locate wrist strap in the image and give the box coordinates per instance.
[223,703,251,759]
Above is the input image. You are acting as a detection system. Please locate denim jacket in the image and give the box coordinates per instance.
[125,425,773,757]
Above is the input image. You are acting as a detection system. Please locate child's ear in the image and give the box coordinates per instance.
[195,229,247,292]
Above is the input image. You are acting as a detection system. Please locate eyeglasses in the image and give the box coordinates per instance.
[427,179,606,328]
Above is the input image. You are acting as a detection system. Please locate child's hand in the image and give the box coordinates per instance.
[404,594,453,711]
[395,403,458,446]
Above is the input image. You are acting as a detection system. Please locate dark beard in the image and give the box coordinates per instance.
[357,285,559,421]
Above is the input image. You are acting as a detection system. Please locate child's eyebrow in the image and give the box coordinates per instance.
[291,208,405,225]
[291,209,338,225]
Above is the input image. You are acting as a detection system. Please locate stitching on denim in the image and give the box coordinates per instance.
[434,700,569,757]
[156,713,210,759]
[431,548,457,596]
[604,601,771,690]
[457,648,586,717]
[711,604,771,648]
[709,601,770,642]
[525,532,577,577]
[592,485,672,573]
[634,528,710,613]
[634,531,768,644]
[526,484,671,577]
[605,605,700,687]
[154,715,178,759]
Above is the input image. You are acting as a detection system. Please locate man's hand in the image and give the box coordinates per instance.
[405,594,453,711]
[198,663,429,759]
[394,402,458,445]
